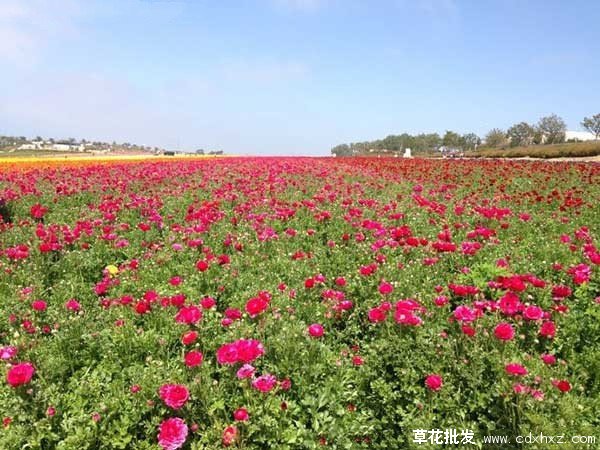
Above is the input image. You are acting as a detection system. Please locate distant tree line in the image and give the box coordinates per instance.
[331,131,481,157]
[0,134,164,153]
[332,113,600,156]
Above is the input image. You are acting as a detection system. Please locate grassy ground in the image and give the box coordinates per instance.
[466,141,600,159]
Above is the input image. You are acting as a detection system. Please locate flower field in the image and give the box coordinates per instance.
[0,157,599,449]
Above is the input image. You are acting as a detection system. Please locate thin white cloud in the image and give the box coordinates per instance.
[220,59,310,84]
[0,0,83,65]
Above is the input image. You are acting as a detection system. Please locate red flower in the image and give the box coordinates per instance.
[552,379,571,393]
[539,321,556,339]
[368,307,387,323]
[352,355,364,366]
[551,285,572,299]
[195,260,209,272]
[181,330,198,346]
[30,203,48,219]
[245,296,269,318]
[175,306,202,325]
[184,351,203,368]
[461,324,476,336]
[6,362,35,387]
[541,354,556,365]
[494,322,515,341]
[233,408,249,421]
[158,417,188,450]
[425,374,443,391]
[158,384,190,409]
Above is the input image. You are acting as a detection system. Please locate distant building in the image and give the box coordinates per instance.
[565,131,596,142]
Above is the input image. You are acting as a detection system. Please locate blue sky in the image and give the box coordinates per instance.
[1,0,599,155]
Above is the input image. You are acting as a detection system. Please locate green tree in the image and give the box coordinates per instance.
[507,122,535,147]
[331,144,353,157]
[462,133,481,150]
[442,130,462,148]
[484,129,507,147]
[537,114,566,144]
[581,114,600,140]
[413,133,441,152]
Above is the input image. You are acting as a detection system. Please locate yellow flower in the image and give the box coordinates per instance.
[106,265,119,276]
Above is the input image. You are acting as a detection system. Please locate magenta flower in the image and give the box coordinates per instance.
[158,417,188,450]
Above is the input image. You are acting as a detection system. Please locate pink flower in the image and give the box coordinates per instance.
[540,354,556,365]
[32,300,47,312]
[0,346,17,360]
[378,281,393,295]
[236,364,255,379]
[222,425,238,447]
[158,417,188,450]
[6,363,35,387]
[224,308,242,320]
[236,339,265,363]
[279,378,292,391]
[425,374,443,391]
[217,339,264,365]
[395,300,424,326]
[513,383,529,394]
[523,305,543,321]
[531,389,544,401]
[174,306,202,325]
[217,344,238,364]
[252,374,277,393]
[434,296,449,307]
[505,363,528,377]
[539,321,556,339]
[452,305,476,323]
[367,307,387,323]
[184,351,203,368]
[158,384,190,409]
[567,263,591,284]
[233,408,249,421]
[200,297,216,309]
[494,322,515,341]
[65,299,81,312]
[498,292,522,316]
[308,323,324,338]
